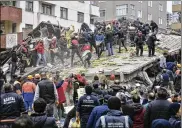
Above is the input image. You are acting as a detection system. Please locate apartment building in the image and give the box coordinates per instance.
[171,1,181,32]
[97,1,167,30]
[0,1,99,49]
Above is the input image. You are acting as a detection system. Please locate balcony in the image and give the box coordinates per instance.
[171,23,181,30]
[172,4,181,12]
[0,6,22,23]
[0,32,23,49]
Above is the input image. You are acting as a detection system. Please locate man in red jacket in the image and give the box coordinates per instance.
[35,40,46,67]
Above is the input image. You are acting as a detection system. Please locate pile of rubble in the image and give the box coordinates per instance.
[157,34,181,52]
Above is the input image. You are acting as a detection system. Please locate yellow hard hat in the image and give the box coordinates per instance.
[27,75,33,80]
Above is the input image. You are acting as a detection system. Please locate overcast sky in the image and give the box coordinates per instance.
[167,1,172,13]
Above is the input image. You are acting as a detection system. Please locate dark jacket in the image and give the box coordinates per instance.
[31,113,58,128]
[0,92,25,119]
[150,22,158,32]
[174,74,181,92]
[87,104,109,128]
[134,35,143,46]
[146,34,159,47]
[95,109,133,128]
[33,78,40,85]
[151,119,172,128]
[38,78,55,104]
[169,116,181,128]
[105,30,113,43]
[77,94,100,128]
[132,103,145,128]
[144,99,171,128]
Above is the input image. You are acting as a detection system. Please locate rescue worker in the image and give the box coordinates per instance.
[76,86,100,128]
[35,40,47,67]
[0,84,25,124]
[95,31,105,59]
[58,34,70,58]
[146,33,160,57]
[65,25,75,48]
[49,36,64,65]
[117,27,128,53]
[70,35,84,67]
[0,68,7,92]
[134,32,144,56]
[105,27,114,56]
[19,41,28,74]
[128,24,137,45]
[95,96,133,128]
[10,51,18,80]
[22,75,36,111]
[82,43,92,68]
[150,20,158,34]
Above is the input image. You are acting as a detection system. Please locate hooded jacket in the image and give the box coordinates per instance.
[132,103,145,128]
[31,113,58,128]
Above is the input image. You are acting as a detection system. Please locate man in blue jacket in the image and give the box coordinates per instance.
[76,85,100,128]
[87,95,111,128]
[95,31,105,59]
[95,96,133,128]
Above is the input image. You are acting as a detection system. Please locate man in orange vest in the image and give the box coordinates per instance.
[22,75,36,111]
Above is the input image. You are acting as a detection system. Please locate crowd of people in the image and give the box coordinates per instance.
[0,49,181,128]
[0,17,181,128]
[9,18,160,80]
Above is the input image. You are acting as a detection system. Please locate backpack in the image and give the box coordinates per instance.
[100,115,129,128]
[133,108,145,128]
[161,73,169,81]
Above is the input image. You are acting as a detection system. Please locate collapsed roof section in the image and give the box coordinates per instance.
[28,21,63,38]
[157,34,181,53]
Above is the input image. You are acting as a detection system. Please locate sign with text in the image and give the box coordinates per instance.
[6,34,17,48]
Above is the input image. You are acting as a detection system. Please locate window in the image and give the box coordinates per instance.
[159,18,162,24]
[159,4,163,11]
[172,1,181,5]
[138,1,142,3]
[25,24,33,29]
[60,7,68,19]
[138,10,142,18]
[90,17,94,24]
[26,1,33,12]
[100,10,105,17]
[41,3,52,15]
[148,1,152,7]
[130,4,135,16]
[148,14,152,21]
[116,4,128,16]
[12,23,16,33]
[77,12,84,23]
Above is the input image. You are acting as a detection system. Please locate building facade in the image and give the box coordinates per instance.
[171,1,181,32]
[97,1,167,30]
[167,12,172,29]
[0,1,99,49]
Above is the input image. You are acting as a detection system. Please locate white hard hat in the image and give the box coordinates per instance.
[136,83,141,87]
[99,68,104,73]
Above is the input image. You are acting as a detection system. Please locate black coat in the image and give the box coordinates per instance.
[38,78,56,104]
[134,35,143,46]
[146,35,159,47]
[144,99,171,128]
[31,113,58,128]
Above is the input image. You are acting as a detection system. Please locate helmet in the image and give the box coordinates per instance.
[110,74,115,80]
[34,74,41,79]
[99,68,104,73]
[27,75,33,80]
[177,64,181,68]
